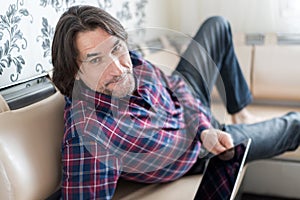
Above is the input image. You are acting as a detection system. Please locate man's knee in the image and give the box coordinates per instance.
[286,111,300,124]
[203,16,230,32]
[196,16,232,43]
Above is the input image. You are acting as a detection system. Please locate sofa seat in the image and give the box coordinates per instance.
[113,175,202,200]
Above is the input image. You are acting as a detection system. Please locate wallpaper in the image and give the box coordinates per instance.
[0,0,147,89]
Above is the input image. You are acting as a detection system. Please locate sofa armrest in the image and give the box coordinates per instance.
[0,92,64,200]
[0,94,9,113]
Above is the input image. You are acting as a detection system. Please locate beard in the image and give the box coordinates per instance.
[102,72,136,98]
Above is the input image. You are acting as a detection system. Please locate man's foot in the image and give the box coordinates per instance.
[231,108,263,124]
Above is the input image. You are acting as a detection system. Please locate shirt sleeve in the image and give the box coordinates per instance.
[61,136,121,200]
[155,67,212,134]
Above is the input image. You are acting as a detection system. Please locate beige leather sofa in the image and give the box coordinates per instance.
[1,90,298,200]
[0,32,300,199]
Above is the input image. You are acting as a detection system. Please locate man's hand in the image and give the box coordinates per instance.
[200,128,234,155]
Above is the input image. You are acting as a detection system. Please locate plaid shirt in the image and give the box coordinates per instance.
[62,51,212,199]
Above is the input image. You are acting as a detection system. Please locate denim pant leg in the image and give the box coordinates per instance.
[224,112,300,162]
[174,16,252,114]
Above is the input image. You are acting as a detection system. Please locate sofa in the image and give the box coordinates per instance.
[0,32,300,199]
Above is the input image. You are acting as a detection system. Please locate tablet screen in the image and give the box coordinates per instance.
[194,139,251,200]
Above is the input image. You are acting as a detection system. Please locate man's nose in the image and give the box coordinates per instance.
[108,58,124,75]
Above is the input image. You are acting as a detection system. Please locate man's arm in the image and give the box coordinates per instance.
[61,136,121,200]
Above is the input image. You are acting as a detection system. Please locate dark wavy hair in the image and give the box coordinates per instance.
[51,5,128,97]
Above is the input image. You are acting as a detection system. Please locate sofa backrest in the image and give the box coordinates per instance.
[0,92,65,200]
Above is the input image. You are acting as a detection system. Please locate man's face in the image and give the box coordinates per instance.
[75,28,135,98]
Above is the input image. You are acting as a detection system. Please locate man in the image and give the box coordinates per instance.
[52,5,300,199]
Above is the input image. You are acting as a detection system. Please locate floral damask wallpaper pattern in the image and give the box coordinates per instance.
[0,0,31,83]
[0,0,148,88]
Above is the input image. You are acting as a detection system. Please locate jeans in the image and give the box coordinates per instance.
[176,17,300,174]
[175,16,252,115]
[224,112,300,161]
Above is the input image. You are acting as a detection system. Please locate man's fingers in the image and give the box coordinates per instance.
[201,129,234,155]
[217,131,234,149]
[211,142,227,155]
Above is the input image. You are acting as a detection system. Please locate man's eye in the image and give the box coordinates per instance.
[89,57,101,64]
[112,43,123,54]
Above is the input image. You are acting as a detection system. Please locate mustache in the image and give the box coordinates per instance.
[104,71,132,86]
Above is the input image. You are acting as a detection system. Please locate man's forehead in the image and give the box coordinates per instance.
[82,36,120,58]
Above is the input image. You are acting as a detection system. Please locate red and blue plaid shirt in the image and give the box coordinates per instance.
[62,51,212,199]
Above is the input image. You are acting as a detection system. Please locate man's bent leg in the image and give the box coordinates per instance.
[175,16,252,114]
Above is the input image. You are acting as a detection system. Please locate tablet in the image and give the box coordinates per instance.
[194,139,251,200]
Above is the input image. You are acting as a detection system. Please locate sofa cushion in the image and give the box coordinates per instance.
[252,44,300,101]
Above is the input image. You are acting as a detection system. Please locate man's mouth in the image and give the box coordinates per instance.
[105,73,128,87]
